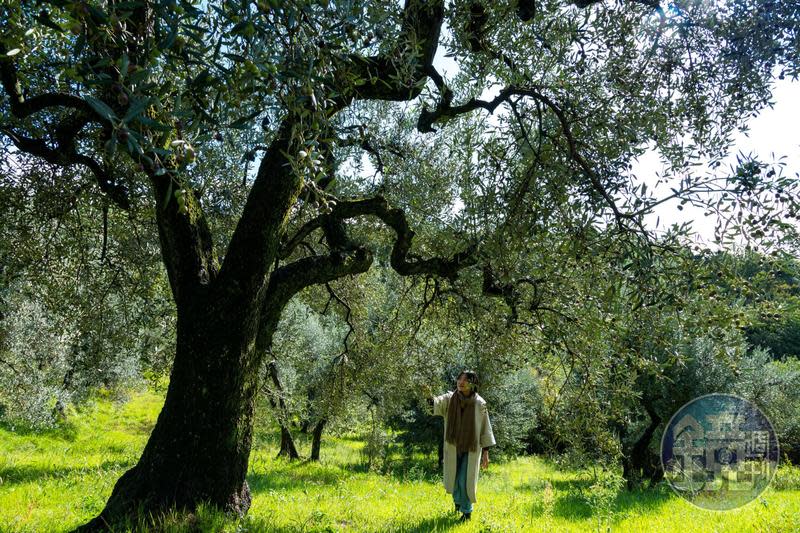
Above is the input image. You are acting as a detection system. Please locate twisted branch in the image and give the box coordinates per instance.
[417,83,636,227]
[0,43,130,209]
[281,195,479,280]
[0,126,130,209]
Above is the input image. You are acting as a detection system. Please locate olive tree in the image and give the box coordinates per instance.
[1,0,798,529]
[0,150,175,426]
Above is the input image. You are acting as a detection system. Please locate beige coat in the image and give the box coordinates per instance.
[431,391,496,503]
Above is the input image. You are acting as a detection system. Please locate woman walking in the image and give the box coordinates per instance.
[425,370,496,522]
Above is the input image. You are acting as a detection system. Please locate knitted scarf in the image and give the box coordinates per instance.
[445,390,478,453]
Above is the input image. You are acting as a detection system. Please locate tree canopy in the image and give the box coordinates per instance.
[2,0,799,529]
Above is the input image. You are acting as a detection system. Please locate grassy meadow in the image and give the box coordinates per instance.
[1,389,799,532]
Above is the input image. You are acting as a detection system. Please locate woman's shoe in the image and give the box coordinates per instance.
[454,503,460,513]
[458,512,471,521]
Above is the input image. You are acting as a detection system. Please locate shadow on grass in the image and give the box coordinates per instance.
[514,477,594,493]
[0,419,79,441]
[551,491,593,519]
[246,452,440,495]
[74,506,464,533]
[340,453,441,484]
[247,461,346,493]
[612,484,674,512]
[520,477,674,520]
[388,512,462,532]
[0,459,133,486]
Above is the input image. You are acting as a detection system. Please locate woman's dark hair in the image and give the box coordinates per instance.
[456,370,479,393]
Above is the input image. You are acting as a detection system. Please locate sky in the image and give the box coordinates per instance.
[632,78,800,248]
[431,40,800,251]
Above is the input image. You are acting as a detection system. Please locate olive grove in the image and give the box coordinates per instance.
[1,0,799,529]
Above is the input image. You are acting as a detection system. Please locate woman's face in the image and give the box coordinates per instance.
[457,374,474,396]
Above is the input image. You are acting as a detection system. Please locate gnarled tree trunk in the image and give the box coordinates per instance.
[278,425,301,460]
[74,116,324,529]
[265,360,300,460]
[622,402,663,489]
[76,294,265,529]
[69,1,454,529]
[310,417,328,461]
[300,387,317,434]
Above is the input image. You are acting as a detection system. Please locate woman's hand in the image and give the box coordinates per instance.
[480,449,489,470]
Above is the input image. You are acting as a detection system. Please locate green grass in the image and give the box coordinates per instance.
[1,389,799,532]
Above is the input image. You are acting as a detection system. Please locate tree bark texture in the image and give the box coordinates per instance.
[70,1,457,528]
[310,418,328,461]
[75,296,264,530]
[265,360,300,460]
[622,404,663,489]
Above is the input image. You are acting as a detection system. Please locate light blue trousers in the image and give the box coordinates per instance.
[453,451,473,513]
